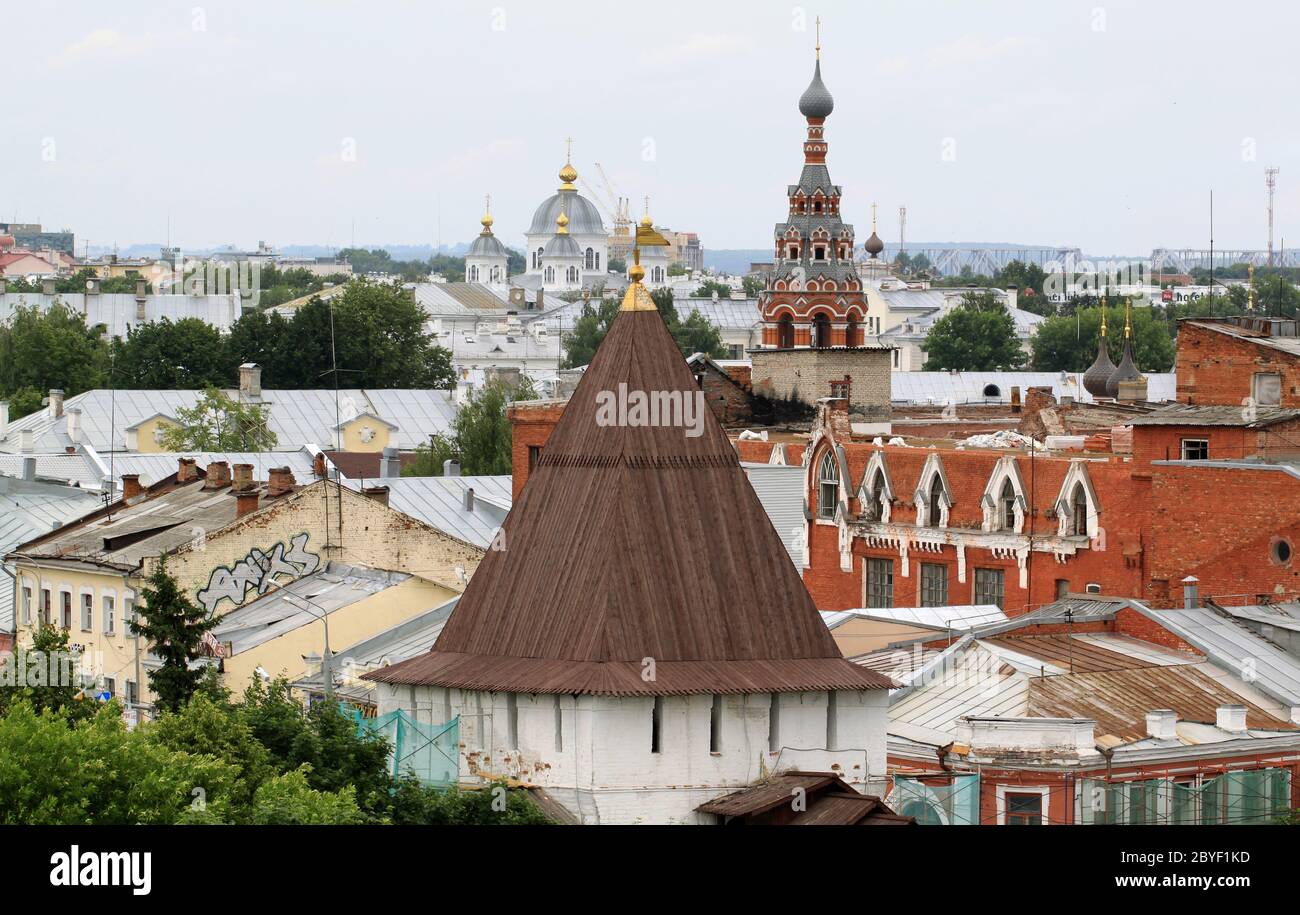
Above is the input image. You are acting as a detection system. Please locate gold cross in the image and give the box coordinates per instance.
[815,16,821,58]
[565,137,572,162]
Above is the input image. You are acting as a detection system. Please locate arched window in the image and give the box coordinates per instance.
[567,265,579,283]
[862,469,883,522]
[490,265,501,282]
[813,313,831,348]
[468,265,479,282]
[928,475,944,528]
[817,451,839,520]
[778,315,795,348]
[534,247,544,270]
[1072,483,1089,537]
[544,266,554,283]
[1000,479,1017,531]
[585,248,594,270]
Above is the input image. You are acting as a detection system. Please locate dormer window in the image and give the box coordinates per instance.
[928,476,944,528]
[862,469,883,522]
[817,450,839,520]
[1000,479,1017,531]
[813,200,823,213]
[1072,483,1088,537]
[814,247,826,261]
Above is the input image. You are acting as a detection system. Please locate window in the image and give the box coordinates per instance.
[533,247,543,270]
[1181,439,1209,461]
[1005,792,1043,825]
[825,691,838,750]
[999,479,1017,531]
[124,596,135,629]
[814,246,826,261]
[866,558,894,608]
[40,589,51,626]
[81,593,93,631]
[778,315,794,348]
[982,384,1001,398]
[103,677,115,699]
[650,696,663,753]
[1253,372,1282,407]
[1056,579,1070,599]
[768,693,781,752]
[566,265,578,284]
[506,693,518,749]
[528,445,542,472]
[595,252,600,271]
[1273,539,1293,565]
[544,266,554,283]
[974,568,1005,609]
[61,592,72,629]
[102,594,115,634]
[812,313,831,348]
[830,380,850,400]
[928,475,945,528]
[709,694,722,753]
[468,265,479,281]
[584,247,594,270]
[845,318,860,347]
[553,695,563,752]
[817,451,839,520]
[862,470,884,522]
[20,586,32,625]
[1072,483,1089,536]
[920,563,948,607]
[126,680,139,707]
[893,349,900,368]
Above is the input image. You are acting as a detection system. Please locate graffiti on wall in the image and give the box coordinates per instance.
[196,532,321,615]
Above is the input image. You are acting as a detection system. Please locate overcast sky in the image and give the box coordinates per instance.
[4,0,1297,255]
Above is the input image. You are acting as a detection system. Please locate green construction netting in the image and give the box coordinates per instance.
[889,774,980,825]
[344,706,459,786]
[1079,769,1291,825]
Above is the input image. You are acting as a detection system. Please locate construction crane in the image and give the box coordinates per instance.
[595,163,631,236]
[1266,167,1280,268]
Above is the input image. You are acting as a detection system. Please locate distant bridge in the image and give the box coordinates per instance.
[863,245,1084,278]
[1148,248,1300,273]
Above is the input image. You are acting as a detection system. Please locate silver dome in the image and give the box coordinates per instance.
[467,232,508,258]
[543,232,582,258]
[528,189,606,236]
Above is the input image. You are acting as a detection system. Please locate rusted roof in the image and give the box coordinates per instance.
[366,305,892,696]
[696,772,914,825]
[983,634,1179,674]
[1028,666,1295,742]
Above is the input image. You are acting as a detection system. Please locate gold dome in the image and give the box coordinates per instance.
[628,262,646,282]
[640,214,653,229]
[556,212,570,234]
[559,162,578,184]
[480,212,494,231]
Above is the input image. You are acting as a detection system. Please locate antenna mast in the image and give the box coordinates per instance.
[1266,167,1280,268]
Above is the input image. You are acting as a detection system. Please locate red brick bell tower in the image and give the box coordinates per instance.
[759,34,869,350]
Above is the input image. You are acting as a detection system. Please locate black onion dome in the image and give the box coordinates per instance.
[1105,339,1140,399]
[798,60,834,119]
[1082,332,1117,398]
[864,231,885,257]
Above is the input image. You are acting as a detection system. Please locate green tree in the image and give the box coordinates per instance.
[250,768,366,825]
[922,298,1027,371]
[110,317,229,388]
[387,777,552,825]
[1030,303,1175,372]
[406,375,537,477]
[561,297,620,368]
[319,280,455,389]
[692,279,733,299]
[160,386,277,451]
[654,288,727,359]
[0,303,109,417]
[130,558,220,713]
[0,624,97,722]
[742,274,765,297]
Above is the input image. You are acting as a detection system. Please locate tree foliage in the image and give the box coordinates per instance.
[560,289,726,369]
[921,294,1027,371]
[0,303,109,418]
[129,559,220,713]
[159,386,277,451]
[405,375,537,477]
[1030,303,1176,373]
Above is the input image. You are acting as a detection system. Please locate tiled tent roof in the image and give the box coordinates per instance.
[367,302,893,696]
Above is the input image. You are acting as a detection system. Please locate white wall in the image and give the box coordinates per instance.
[377,683,890,824]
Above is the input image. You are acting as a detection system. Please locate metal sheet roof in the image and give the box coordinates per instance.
[211,563,411,655]
[824,604,1006,632]
[0,388,457,454]
[0,482,104,629]
[739,463,804,567]
[342,475,509,550]
[0,292,244,338]
[889,371,1177,406]
[1133,604,1300,711]
[104,450,318,487]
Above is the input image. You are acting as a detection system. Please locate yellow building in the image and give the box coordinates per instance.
[6,457,487,715]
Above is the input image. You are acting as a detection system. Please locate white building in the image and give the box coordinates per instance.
[365,273,892,824]
[463,200,510,285]
[523,156,607,288]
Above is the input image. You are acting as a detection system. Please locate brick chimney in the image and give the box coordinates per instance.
[121,474,143,501]
[48,389,64,419]
[135,279,147,320]
[203,460,231,489]
[312,451,327,479]
[267,466,295,496]
[231,463,253,491]
[362,485,390,507]
[177,457,199,483]
[235,486,260,518]
[41,278,56,296]
[239,363,262,398]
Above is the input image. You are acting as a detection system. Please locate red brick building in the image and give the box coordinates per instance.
[757,49,872,350]
[1176,316,1300,408]
[800,397,1300,614]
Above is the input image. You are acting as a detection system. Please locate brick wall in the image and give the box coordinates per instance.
[692,360,752,426]
[507,399,566,501]
[750,348,892,419]
[1176,321,1300,407]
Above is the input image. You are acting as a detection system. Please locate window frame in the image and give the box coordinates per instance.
[865,557,894,608]
[816,450,839,521]
[919,562,948,607]
[973,567,1006,609]
[1180,438,1210,461]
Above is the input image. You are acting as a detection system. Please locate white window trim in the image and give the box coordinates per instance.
[1181,438,1210,461]
[996,783,1051,825]
[858,450,895,524]
[1054,460,1100,541]
[912,453,953,529]
[980,455,1028,534]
